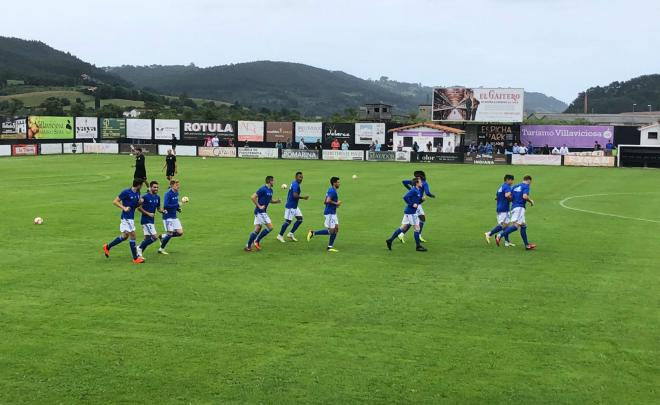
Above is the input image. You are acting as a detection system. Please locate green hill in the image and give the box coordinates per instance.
[565,74,660,113]
[109,63,567,116]
[0,36,127,87]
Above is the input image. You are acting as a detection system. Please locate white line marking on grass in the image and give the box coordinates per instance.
[559,193,660,224]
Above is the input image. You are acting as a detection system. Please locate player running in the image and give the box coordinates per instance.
[136,181,164,258]
[163,149,177,181]
[277,171,309,243]
[102,179,145,264]
[307,176,341,252]
[386,176,428,252]
[245,176,282,251]
[398,170,435,243]
[496,175,536,250]
[158,179,184,254]
[133,148,148,187]
[485,174,516,247]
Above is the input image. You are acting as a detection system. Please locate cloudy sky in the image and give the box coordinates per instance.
[2,0,659,102]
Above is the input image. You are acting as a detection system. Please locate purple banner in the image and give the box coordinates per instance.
[521,125,614,148]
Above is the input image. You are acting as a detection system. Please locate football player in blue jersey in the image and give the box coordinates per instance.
[136,181,164,258]
[496,175,536,250]
[245,176,282,252]
[158,179,184,255]
[485,174,516,247]
[103,179,144,264]
[386,177,427,252]
[277,171,309,243]
[307,176,341,252]
[399,170,435,243]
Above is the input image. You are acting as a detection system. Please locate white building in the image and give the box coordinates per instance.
[388,122,464,152]
[123,109,142,118]
[639,122,660,146]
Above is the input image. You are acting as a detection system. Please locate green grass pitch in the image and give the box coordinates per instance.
[1,155,659,404]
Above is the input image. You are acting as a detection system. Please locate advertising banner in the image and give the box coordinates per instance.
[154,119,181,140]
[433,87,524,122]
[355,122,386,145]
[0,145,11,156]
[84,143,119,154]
[126,119,153,140]
[322,150,364,161]
[366,151,396,161]
[27,116,74,139]
[40,143,63,155]
[158,144,196,156]
[198,146,237,158]
[12,144,38,156]
[119,143,157,155]
[182,121,236,140]
[564,155,615,167]
[75,117,98,139]
[281,149,319,160]
[237,147,278,159]
[323,123,354,144]
[414,152,464,163]
[511,154,561,166]
[266,121,294,142]
[520,125,614,149]
[396,151,411,162]
[100,118,126,139]
[237,121,264,142]
[1,118,27,139]
[63,143,82,154]
[295,122,322,142]
[464,152,508,165]
[478,124,518,153]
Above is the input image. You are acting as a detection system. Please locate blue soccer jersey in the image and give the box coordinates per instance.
[402,179,435,199]
[512,183,530,209]
[254,185,273,214]
[324,187,339,215]
[285,181,301,209]
[496,183,512,213]
[163,189,179,219]
[403,187,424,214]
[141,192,160,225]
[118,188,140,220]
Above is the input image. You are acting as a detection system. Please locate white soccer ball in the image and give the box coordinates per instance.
[181,196,190,203]
[202,157,207,160]
[352,174,358,179]
[281,183,288,189]
[34,217,44,225]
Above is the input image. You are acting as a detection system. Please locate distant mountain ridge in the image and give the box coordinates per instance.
[0,36,127,87]
[565,74,660,113]
[108,62,568,116]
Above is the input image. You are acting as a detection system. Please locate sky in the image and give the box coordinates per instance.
[2,0,659,103]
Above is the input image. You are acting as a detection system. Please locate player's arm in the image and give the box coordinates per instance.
[112,196,130,212]
[325,196,341,206]
[523,193,535,206]
[424,183,436,198]
[403,192,418,209]
[505,191,512,201]
[251,193,265,210]
[402,180,413,190]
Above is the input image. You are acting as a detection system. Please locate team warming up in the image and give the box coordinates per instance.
[101,152,536,263]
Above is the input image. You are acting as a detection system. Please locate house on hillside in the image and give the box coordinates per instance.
[358,103,392,122]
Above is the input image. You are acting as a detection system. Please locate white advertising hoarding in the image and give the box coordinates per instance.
[237,147,278,159]
[84,143,119,154]
[40,143,63,155]
[354,123,386,145]
[74,117,98,139]
[126,119,152,140]
[511,154,561,166]
[154,119,180,140]
[158,144,196,156]
[322,150,364,161]
[197,146,237,158]
[295,122,322,142]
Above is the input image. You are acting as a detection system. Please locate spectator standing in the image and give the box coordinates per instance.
[331,138,340,150]
[560,144,569,155]
[594,141,602,151]
[299,138,306,150]
[542,144,550,154]
[212,135,220,147]
[170,134,177,152]
[341,140,349,150]
[551,146,560,155]
[605,140,614,156]
[397,140,403,151]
